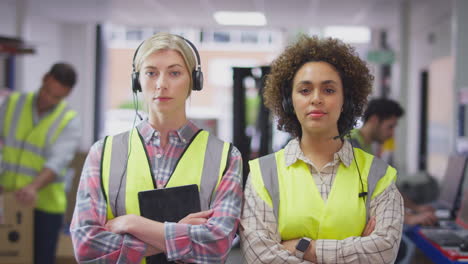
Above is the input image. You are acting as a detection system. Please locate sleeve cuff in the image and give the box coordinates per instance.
[43,164,62,178]
[164,222,193,261]
[315,239,324,262]
[122,233,147,263]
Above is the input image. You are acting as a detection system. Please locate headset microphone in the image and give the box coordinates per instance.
[347,134,367,202]
[136,111,143,121]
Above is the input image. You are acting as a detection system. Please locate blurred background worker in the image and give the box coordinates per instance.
[349,98,437,226]
[0,62,81,264]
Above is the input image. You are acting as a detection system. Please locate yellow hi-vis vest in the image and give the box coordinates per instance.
[249,147,396,241]
[0,92,77,213]
[101,128,231,264]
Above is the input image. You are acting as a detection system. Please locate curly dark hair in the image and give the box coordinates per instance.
[264,35,373,138]
[363,98,404,122]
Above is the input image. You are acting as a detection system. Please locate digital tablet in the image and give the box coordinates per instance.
[138,184,201,223]
[138,184,201,264]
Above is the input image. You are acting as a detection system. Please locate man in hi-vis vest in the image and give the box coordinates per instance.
[348,98,437,263]
[348,98,437,227]
[0,62,80,264]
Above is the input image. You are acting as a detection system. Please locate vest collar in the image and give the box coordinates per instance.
[137,119,200,145]
[283,138,353,168]
[32,92,62,122]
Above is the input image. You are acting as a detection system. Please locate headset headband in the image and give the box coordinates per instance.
[131,34,201,73]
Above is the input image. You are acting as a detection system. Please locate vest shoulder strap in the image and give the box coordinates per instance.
[48,104,77,144]
[101,130,133,217]
[365,155,390,221]
[3,92,26,139]
[258,152,280,220]
[199,133,231,210]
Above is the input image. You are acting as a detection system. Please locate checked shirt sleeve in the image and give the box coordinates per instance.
[164,147,243,263]
[70,140,148,264]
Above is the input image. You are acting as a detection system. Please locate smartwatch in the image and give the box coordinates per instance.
[295,237,311,259]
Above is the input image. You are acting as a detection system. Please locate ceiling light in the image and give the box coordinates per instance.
[214,11,267,26]
[323,26,371,44]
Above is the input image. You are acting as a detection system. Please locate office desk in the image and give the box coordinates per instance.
[406,227,468,264]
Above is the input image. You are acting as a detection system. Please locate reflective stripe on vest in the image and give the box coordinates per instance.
[0,92,77,213]
[101,128,231,219]
[249,147,396,241]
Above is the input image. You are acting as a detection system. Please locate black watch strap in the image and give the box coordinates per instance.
[295,238,311,259]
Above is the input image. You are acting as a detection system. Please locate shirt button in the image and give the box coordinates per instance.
[156,153,162,159]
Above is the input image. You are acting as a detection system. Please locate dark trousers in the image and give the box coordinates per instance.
[34,209,63,264]
[395,238,408,263]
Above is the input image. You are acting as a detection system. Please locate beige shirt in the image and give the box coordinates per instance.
[240,139,404,264]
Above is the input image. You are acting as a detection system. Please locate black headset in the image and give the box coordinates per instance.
[281,83,294,116]
[131,34,204,93]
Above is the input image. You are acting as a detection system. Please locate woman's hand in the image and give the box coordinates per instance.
[361,217,376,237]
[105,214,137,234]
[178,209,213,225]
[15,185,38,207]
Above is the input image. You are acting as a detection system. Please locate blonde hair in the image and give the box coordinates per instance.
[134,32,197,92]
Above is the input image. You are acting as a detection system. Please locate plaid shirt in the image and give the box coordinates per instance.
[240,139,404,264]
[70,120,243,263]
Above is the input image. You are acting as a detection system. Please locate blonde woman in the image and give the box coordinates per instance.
[71,33,242,264]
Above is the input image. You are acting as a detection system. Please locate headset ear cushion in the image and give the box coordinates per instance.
[339,98,356,135]
[192,70,203,91]
[282,96,294,115]
[131,72,141,93]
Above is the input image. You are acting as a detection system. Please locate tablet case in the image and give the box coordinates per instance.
[138,184,201,264]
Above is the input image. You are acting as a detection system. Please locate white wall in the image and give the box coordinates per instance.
[0,0,18,37]
[61,23,97,150]
[0,0,20,89]
[18,15,62,92]
[404,0,453,176]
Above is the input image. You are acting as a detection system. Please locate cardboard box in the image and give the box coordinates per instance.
[0,192,33,264]
[56,232,77,264]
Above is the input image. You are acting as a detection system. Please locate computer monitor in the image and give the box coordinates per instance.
[437,155,468,213]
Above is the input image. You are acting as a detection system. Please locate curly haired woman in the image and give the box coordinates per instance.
[240,35,404,264]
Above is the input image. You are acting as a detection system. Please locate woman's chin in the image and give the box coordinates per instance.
[303,126,338,137]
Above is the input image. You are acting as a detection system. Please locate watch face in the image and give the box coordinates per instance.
[296,238,310,252]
